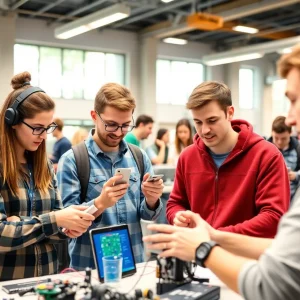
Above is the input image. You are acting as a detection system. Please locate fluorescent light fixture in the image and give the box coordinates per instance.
[202,36,300,66]
[55,3,130,39]
[277,47,292,54]
[163,37,188,45]
[233,25,259,34]
[161,0,175,2]
[205,53,263,66]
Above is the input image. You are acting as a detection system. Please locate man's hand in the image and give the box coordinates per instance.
[55,205,95,233]
[288,170,297,181]
[142,173,164,209]
[143,211,210,261]
[63,228,83,238]
[94,175,129,211]
[7,216,21,222]
[173,210,191,227]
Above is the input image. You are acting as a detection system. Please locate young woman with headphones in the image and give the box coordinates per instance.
[0,71,95,280]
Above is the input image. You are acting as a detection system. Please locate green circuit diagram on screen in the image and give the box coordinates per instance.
[101,233,122,256]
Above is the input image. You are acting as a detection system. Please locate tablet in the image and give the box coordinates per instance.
[89,224,137,282]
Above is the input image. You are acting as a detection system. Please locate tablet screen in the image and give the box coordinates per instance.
[90,225,136,281]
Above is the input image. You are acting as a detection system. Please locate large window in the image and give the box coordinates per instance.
[14,44,125,100]
[239,68,254,109]
[272,79,289,118]
[156,59,204,105]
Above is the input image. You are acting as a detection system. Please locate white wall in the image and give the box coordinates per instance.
[0,15,15,105]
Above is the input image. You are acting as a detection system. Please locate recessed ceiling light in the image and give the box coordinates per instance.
[161,0,175,2]
[277,47,292,54]
[163,37,188,45]
[233,25,259,34]
[204,53,263,66]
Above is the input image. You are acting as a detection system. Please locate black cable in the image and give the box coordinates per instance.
[185,262,209,283]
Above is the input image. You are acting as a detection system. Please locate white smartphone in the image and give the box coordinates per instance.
[114,168,131,185]
[84,205,98,215]
[147,174,164,182]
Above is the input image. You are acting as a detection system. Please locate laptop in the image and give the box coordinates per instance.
[89,224,137,282]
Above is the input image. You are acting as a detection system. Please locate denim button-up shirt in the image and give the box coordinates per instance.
[57,131,162,271]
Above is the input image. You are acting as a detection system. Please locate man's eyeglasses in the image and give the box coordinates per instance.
[22,121,58,135]
[95,111,135,133]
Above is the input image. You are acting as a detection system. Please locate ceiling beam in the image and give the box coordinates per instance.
[10,0,29,10]
[140,0,226,38]
[220,0,300,22]
[30,0,67,18]
[141,0,300,40]
[222,22,300,45]
[112,0,200,29]
[49,0,114,24]
[16,8,78,20]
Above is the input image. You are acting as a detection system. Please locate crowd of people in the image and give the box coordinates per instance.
[1,42,300,299]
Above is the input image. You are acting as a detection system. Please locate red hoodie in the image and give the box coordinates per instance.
[166,119,290,238]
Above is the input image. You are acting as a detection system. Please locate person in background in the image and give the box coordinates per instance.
[57,82,164,270]
[268,116,300,201]
[170,118,193,166]
[146,128,170,165]
[166,81,289,238]
[124,114,154,147]
[0,71,94,280]
[49,118,71,171]
[71,128,89,146]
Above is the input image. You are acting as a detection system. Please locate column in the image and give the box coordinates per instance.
[0,14,15,105]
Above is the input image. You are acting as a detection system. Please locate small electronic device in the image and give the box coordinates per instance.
[2,279,49,294]
[90,224,136,282]
[84,205,98,215]
[146,174,164,182]
[114,168,131,185]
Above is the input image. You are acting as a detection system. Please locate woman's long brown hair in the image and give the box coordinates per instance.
[175,118,193,155]
[0,71,55,196]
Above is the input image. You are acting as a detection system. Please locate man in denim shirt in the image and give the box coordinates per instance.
[57,83,163,270]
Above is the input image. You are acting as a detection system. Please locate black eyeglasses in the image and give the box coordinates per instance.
[22,121,58,135]
[95,111,135,133]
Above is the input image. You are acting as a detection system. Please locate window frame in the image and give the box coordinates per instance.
[238,66,255,110]
[156,56,205,105]
[14,43,126,100]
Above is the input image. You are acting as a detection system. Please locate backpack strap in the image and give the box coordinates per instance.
[72,142,145,204]
[72,142,90,204]
[127,143,145,183]
[296,143,300,171]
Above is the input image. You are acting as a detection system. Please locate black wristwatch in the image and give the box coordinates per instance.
[195,241,219,268]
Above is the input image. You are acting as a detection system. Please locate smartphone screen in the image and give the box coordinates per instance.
[147,174,164,182]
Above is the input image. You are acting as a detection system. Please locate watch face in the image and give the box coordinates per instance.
[197,247,208,260]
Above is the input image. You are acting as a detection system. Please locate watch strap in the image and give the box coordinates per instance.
[195,240,219,268]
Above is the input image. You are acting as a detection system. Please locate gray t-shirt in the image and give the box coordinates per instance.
[238,189,300,300]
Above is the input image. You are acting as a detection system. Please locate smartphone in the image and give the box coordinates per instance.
[114,168,131,185]
[147,174,164,182]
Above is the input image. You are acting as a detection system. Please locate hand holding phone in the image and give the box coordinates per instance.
[84,205,98,215]
[146,174,164,182]
[114,168,131,185]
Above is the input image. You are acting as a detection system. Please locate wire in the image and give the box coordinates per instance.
[124,256,154,294]
[60,267,78,274]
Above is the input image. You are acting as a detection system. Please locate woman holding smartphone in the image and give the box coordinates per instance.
[0,71,94,281]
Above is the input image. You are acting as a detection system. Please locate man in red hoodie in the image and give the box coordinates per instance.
[166,81,289,237]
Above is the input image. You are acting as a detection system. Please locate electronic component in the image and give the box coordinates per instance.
[156,257,220,299]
